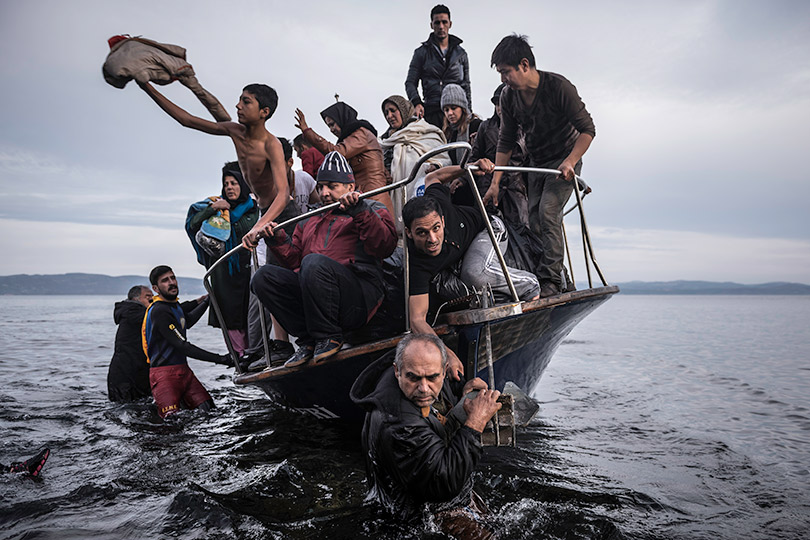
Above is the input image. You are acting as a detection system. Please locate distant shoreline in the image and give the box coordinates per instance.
[1,273,809,296]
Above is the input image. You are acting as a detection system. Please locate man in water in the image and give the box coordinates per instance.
[138,81,296,251]
[405,4,471,128]
[402,159,540,380]
[251,152,397,367]
[107,285,153,402]
[483,34,596,297]
[143,265,231,418]
[351,334,500,537]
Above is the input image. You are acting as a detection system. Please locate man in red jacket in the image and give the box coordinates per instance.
[251,152,398,368]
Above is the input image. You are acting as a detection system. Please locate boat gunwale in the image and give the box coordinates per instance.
[233,285,619,385]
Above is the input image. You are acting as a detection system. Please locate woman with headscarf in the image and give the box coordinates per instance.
[185,162,258,355]
[294,102,394,216]
[378,95,450,228]
[440,83,482,206]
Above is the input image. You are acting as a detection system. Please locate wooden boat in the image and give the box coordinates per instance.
[205,143,619,422]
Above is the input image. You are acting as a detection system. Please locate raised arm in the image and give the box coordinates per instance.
[424,158,494,189]
[138,81,231,136]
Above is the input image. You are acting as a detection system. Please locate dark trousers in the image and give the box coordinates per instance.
[527,158,582,286]
[251,254,381,346]
[423,105,445,129]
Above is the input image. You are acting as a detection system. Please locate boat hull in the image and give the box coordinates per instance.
[234,286,618,422]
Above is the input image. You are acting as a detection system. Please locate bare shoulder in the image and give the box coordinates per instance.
[220,121,247,137]
[263,132,283,158]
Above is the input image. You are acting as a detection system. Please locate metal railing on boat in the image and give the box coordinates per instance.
[202,141,609,375]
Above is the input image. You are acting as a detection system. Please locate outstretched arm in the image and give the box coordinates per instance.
[138,81,231,136]
[424,158,494,189]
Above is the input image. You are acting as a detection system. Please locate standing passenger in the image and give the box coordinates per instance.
[293,134,325,179]
[405,4,471,128]
[378,94,449,227]
[185,162,258,357]
[295,102,394,216]
[483,34,596,297]
[136,81,294,251]
[280,137,320,215]
[440,83,482,206]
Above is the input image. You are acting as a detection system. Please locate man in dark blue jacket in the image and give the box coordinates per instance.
[351,333,501,537]
[405,4,471,128]
[143,265,231,418]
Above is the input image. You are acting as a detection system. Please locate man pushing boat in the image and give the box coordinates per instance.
[143,265,232,418]
[351,334,501,538]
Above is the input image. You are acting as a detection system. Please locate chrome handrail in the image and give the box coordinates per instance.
[205,141,474,372]
[203,141,608,372]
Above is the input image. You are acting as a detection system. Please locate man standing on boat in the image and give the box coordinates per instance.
[250,152,398,368]
[405,4,471,128]
[351,333,501,537]
[143,265,232,418]
[483,34,596,298]
[402,159,540,379]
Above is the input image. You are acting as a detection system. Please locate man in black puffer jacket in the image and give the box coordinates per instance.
[107,285,153,402]
[351,334,501,537]
[405,4,471,128]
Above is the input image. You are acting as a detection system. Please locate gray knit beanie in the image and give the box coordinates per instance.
[440,84,468,112]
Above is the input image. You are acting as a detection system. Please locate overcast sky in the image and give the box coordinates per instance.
[1,0,808,284]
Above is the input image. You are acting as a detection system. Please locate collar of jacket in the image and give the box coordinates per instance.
[423,33,463,50]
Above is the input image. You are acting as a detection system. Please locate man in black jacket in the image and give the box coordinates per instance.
[107,285,153,402]
[405,4,471,128]
[351,334,500,536]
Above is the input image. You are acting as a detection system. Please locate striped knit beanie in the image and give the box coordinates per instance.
[316,151,355,184]
[440,83,469,113]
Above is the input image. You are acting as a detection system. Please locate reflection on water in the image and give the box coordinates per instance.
[1,295,808,539]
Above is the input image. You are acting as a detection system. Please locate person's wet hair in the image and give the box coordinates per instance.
[491,34,536,69]
[402,195,444,229]
[278,137,293,161]
[149,265,173,286]
[394,333,448,370]
[127,285,148,301]
[243,84,278,119]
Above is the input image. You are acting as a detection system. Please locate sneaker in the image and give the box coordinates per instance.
[270,340,295,366]
[313,338,344,364]
[237,349,264,372]
[539,281,560,298]
[247,357,269,372]
[284,345,314,368]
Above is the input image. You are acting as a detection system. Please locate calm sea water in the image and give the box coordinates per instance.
[0,294,808,539]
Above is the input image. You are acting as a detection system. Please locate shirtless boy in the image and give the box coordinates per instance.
[138,82,291,248]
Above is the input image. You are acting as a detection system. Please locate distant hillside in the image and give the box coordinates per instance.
[615,280,810,295]
[0,273,207,296]
[1,274,808,296]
